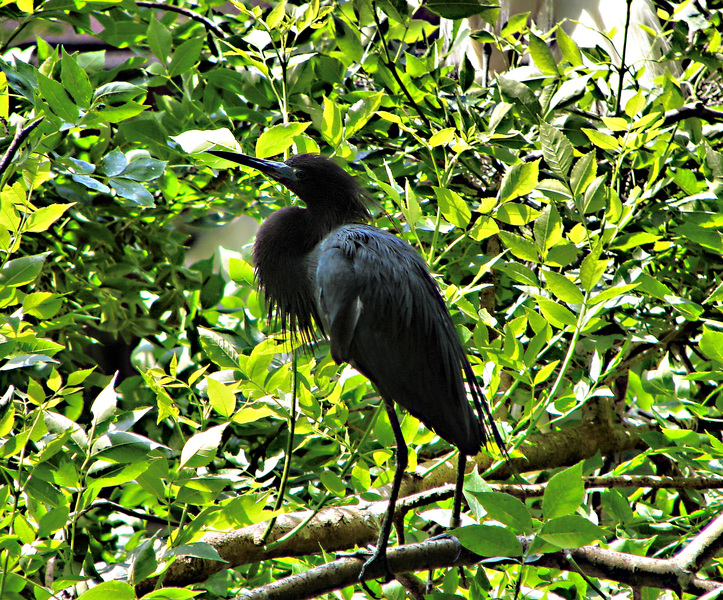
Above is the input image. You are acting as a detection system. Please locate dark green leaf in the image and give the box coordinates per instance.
[148,16,172,64]
[0,252,50,287]
[61,49,92,108]
[529,33,559,76]
[102,148,128,176]
[169,37,204,78]
[425,0,496,19]
[120,154,167,181]
[109,178,155,207]
[37,73,80,123]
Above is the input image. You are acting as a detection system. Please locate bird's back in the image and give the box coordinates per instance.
[315,224,483,456]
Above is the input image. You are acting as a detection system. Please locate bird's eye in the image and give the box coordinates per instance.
[295,169,308,180]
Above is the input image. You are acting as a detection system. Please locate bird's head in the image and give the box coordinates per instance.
[208,150,371,223]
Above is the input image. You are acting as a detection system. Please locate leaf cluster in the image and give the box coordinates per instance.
[1,0,723,598]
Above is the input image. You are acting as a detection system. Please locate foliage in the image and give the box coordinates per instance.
[1,0,723,598]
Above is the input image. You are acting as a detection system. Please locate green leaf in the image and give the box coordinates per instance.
[169,37,204,78]
[72,174,111,193]
[543,462,584,519]
[495,203,540,225]
[499,160,539,203]
[206,377,236,418]
[61,49,92,109]
[579,253,608,292]
[37,73,80,123]
[425,0,496,19]
[198,327,240,370]
[94,81,145,101]
[233,405,275,424]
[473,492,534,534]
[87,461,149,489]
[529,33,559,76]
[455,524,523,557]
[24,203,74,233]
[535,296,577,328]
[256,122,311,158]
[180,423,228,469]
[533,203,562,257]
[498,76,537,107]
[588,283,639,306]
[570,152,597,197]
[434,187,471,228]
[538,514,607,548]
[345,92,383,136]
[102,148,128,176]
[172,543,228,566]
[23,292,62,319]
[429,127,456,148]
[91,376,118,426]
[499,231,539,263]
[148,16,172,64]
[228,257,255,286]
[320,471,347,496]
[120,153,166,181]
[266,0,286,30]
[544,270,584,304]
[700,327,723,365]
[129,537,158,586]
[321,96,343,148]
[109,178,155,207]
[0,252,49,287]
[557,27,583,66]
[583,128,619,151]
[71,581,135,600]
[540,123,573,177]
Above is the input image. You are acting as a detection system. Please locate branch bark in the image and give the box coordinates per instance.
[135,417,648,593]
[238,525,723,600]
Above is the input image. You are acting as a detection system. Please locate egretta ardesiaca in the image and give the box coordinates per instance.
[209,149,498,581]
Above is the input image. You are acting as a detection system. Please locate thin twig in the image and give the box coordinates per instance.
[135,1,225,39]
[369,0,432,130]
[0,117,44,180]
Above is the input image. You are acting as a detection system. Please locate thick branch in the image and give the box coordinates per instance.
[241,530,723,600]
[662,101,723,127]
[135,418,647,593]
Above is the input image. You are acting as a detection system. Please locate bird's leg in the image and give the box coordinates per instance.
[426,453,468,594]
[452,452,467,529]
[358,396,408,583]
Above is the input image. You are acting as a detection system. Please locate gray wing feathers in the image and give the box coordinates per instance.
[316,225,482,456]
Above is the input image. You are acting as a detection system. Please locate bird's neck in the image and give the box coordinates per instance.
[253,206,333,337]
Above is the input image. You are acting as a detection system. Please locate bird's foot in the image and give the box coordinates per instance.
[424,535,465,595]
[427,533,463,561]
[336,547,394,596]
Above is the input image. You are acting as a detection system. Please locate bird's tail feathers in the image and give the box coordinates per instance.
[463,361,508,460]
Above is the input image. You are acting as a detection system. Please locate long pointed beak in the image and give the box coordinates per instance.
[207,150,297,182]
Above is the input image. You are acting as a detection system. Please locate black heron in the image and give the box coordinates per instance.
[208,149,498,580]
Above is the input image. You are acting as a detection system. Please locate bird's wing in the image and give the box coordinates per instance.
[316,225,483,455]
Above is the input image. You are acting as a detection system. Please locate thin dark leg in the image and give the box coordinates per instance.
[359,396,408,582]
[452,453,467,528]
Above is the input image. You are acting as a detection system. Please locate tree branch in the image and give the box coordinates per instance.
[135,1,225,38]
[0,117,43,180]
[135,417,648,593]
[239,525,723,600]
[662,101,723,127]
